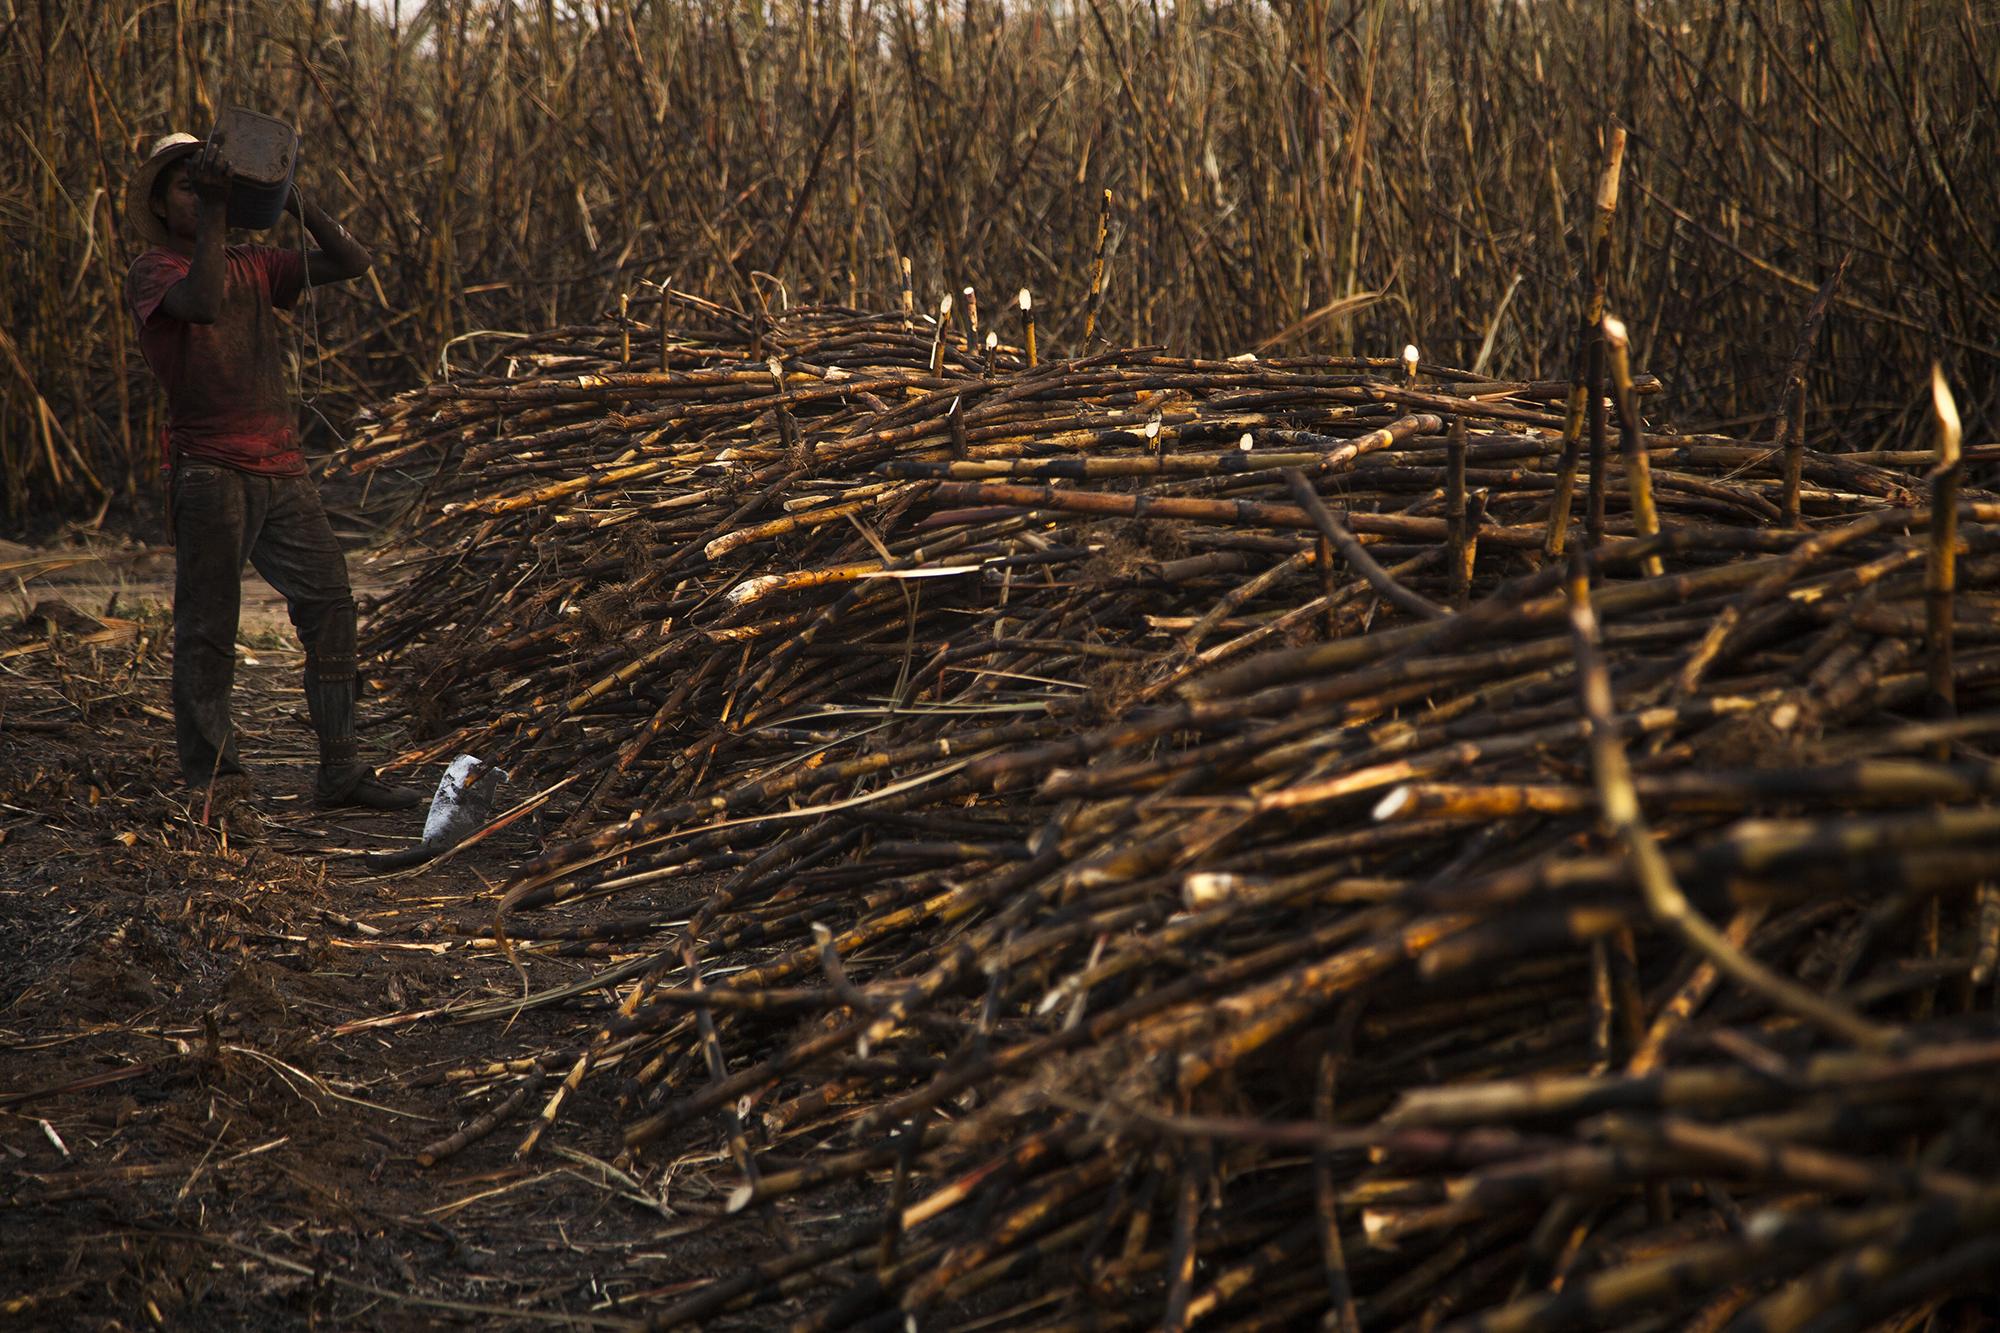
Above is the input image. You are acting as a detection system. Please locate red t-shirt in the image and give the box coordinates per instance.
[127,244,309,476]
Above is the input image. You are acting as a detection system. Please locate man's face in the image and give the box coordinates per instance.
[153,162,202,241]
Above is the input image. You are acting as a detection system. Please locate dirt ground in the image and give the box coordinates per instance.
[0,539,796,1329]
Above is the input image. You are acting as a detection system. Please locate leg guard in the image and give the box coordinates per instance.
[305,601,365,794]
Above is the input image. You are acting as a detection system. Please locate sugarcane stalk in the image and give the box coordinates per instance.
[659,279,673,372]
[1280,468,1448,621]
[1927,366,1963,732]
[1577,127,1626,554]
[928,292,952,377]
[1160,1143,1208,1331]
[1378,759,2000,823]
[1776,251,1854,527]
[415,1066,544,1167]
[1602,315,1662,576]
[1565,553,1894,1050]
[1083,188,1113,346]
[1447,414,1471,606]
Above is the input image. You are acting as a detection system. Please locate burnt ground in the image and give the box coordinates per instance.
[0,545,810,1329]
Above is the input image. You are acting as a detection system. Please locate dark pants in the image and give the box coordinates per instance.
[171,462,358,785]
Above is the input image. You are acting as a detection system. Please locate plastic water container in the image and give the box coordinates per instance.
[209,106,296,232]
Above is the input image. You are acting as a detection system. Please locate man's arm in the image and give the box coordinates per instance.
[156,145,230,324]
[287,192,373,285]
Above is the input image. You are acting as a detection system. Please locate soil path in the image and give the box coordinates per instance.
[0,563,779,1329]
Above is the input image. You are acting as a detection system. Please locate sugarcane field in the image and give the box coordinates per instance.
[5,2,2000,1330]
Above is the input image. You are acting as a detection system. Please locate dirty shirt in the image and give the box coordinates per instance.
[127,245,308,476]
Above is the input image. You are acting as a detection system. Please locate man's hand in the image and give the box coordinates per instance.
[155,140,230,322]
[285,163,374,284]
[187,140,234,202]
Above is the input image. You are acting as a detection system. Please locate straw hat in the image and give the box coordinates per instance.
[125,132,203,248]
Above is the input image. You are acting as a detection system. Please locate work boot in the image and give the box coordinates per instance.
[305,668,420,811]
[180,756,248,788]
[314,738,422,810]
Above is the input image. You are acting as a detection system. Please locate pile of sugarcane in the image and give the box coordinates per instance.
[347,292,2000,1328]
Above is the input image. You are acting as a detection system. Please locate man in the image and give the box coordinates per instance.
[125,131,416,811]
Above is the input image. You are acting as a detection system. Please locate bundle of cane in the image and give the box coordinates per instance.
[352,290,1888,850]
[494,500,2000,1332]
[354,297,2000,1328]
